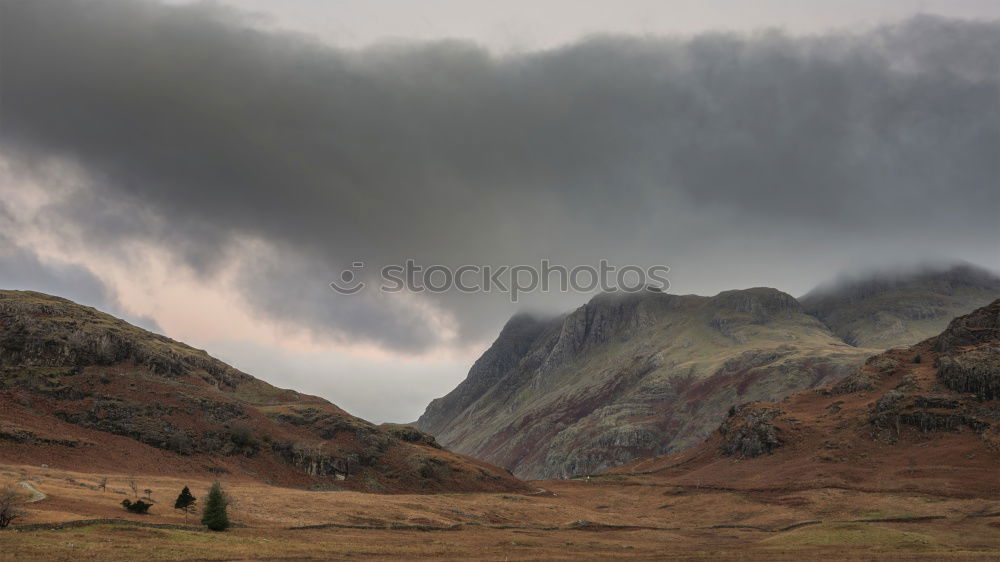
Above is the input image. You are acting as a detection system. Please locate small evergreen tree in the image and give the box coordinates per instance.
[201,482,229,531]
[174,486,197,522]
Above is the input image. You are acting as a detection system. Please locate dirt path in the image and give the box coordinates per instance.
[19,481,46,503]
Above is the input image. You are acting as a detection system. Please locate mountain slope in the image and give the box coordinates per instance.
[617,299,1000,498]
[0,290,524,493]
[800,263,1000,349]
[416,288,876,479]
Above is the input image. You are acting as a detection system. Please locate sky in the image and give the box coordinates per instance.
[0,0,998,423]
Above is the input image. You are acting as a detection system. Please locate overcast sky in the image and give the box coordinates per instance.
[1,0,998,422]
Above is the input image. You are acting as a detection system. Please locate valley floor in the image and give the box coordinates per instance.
[3,464,1000,560]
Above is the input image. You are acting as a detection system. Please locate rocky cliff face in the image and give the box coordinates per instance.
[418,314,559,437]
[416,288,874,479]
[619,300,1000,498]
[935,300,1000,400]
[860,300,1000,444]
[800,264,1000,349]
[0,290,524,493]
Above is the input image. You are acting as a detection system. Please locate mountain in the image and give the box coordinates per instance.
[800,263,1000,349]
[416,288,876,479]
[416,265,999,480]
[0,290,524,493]
[618,299,1000,498]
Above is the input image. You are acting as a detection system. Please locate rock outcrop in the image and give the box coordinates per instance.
[935,299,1000,399]
[719,404,783,458]
[615,300,1000,499]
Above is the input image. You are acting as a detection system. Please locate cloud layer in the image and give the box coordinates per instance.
[1,0,998,352]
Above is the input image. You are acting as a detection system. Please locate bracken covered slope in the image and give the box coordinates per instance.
[417,288,876,479]
[617,299,1000,498]
[0,290,524,493]
[800,264,1000,349]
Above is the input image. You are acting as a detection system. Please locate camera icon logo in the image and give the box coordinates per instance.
[330,262,366,295]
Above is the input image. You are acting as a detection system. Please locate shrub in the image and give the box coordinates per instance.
[201,482,229,531]
[913,354,922,364]
[228,426,257,447]
[226,426,260,455]
[121,499,152,514]
[0,486,25,529]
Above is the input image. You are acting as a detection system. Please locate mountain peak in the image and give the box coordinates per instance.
[415,285,870,478]
[801,263,1000,348]
[711,287,802,316]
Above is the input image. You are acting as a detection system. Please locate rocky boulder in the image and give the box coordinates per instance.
[719,404,784,458]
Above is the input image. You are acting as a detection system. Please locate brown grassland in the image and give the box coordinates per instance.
[2,462,1000,560]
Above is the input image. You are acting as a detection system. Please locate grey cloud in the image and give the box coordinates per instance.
[802,260,1000,302]
[0,0,997,349]
[0,233,162,332]
[0,235,110,307]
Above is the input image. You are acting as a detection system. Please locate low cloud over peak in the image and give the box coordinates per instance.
[1,0,997,352]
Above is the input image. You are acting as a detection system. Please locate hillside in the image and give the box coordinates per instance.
[800,264,1000,349]
[416,288,876,479]
[0,290,524,493]
[617,299,1000,498]
[3,294,1000,560]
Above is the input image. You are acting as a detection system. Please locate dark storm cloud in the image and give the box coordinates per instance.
[1,0,997,349]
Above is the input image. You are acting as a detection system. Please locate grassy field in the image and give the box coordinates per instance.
[3,464,1000,560]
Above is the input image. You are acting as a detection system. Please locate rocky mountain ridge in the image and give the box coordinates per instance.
[417,265,999,479]
[417,287,875,478]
